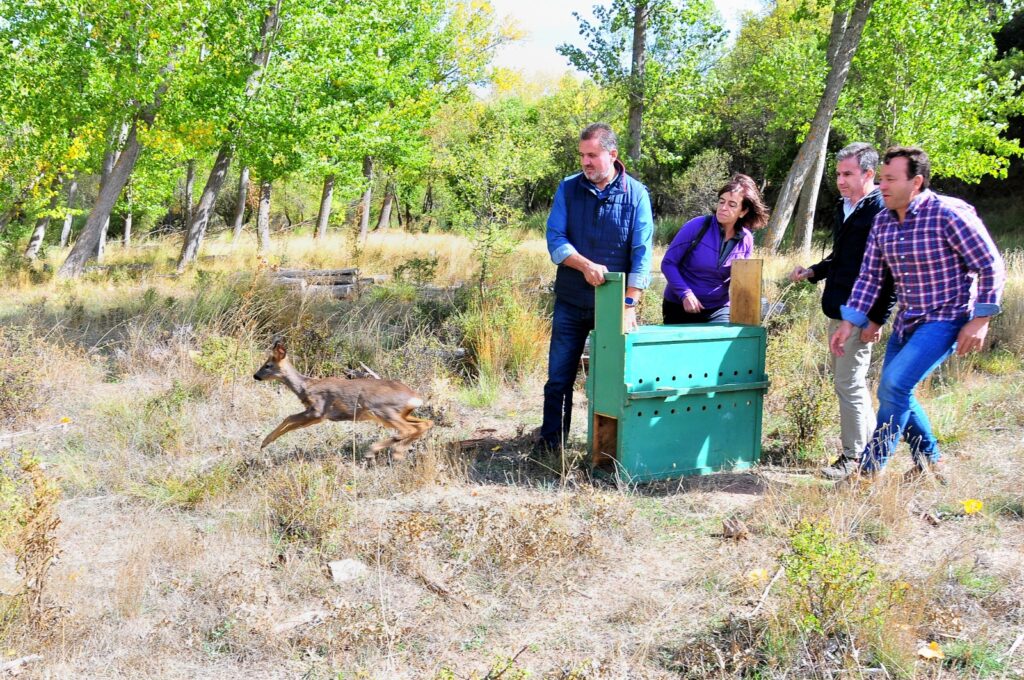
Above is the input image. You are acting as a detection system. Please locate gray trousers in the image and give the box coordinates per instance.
[828,317,875,459]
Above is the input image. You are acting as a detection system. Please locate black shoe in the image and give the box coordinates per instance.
[820,456,861,481]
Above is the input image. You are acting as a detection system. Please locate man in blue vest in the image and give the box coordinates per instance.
[537,123,654,453]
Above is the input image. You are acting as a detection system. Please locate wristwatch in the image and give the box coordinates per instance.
[624,296,638,308]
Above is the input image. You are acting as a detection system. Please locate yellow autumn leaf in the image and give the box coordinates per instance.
[917,641,944,660]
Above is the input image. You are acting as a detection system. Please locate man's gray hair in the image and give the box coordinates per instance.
[836,142,879,173]
[580,123,618,153]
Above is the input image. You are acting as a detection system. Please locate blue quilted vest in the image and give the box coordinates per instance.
[554,168,644,309]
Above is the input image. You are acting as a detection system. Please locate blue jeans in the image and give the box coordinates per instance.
[541,299,595,447]
[860,319,966,472]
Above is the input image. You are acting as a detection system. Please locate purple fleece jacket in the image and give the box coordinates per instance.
[661,214,753,309]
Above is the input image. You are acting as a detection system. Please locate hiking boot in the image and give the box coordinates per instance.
[820,456,861,481]
[903,458,949,486]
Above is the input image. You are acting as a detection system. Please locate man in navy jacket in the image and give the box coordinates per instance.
[539,123,654,452]
[789,142,894,479]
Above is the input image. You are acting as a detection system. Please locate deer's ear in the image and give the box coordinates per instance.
[272,341,286,360]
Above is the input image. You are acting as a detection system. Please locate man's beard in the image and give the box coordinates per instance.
[584,167,611,184]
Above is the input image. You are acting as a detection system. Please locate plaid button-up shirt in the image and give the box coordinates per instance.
[841,190,1005,340]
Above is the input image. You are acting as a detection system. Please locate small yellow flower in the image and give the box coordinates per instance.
[60,416,72,424]
[961,499,984,515]
[918,640,945,660]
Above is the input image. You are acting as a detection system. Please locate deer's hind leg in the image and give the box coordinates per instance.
[261,411,325,449]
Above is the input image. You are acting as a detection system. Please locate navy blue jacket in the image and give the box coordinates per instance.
[546,159,653,309]
[808,188,895,325]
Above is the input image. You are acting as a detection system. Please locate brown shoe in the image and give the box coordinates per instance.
[903,459,949,486]
[821,456,861,481]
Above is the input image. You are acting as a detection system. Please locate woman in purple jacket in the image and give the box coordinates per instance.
[661,174,769,324]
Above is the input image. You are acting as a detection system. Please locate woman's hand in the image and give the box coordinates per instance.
[682,292,703,314]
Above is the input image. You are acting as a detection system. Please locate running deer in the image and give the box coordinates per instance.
[253,341,432,458]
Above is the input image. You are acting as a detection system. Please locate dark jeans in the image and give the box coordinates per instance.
[540,299,595,448]
[662,298,731,325]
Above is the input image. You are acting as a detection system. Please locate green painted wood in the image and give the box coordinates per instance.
[586,272,768,482]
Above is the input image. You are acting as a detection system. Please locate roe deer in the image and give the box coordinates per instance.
[253,341,432,458]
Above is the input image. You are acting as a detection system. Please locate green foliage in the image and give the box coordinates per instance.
[265,462,350,552]
[192,334,256,382]
[942,640,1007,676]
[657,147,732,225]
[952,562,1002,599]
[131,461,237,509]
[781,520,884,636]
[783,370,832,456]
[105,380,207,456]
[433,97,549,289]
[457,284,549,384]
[392,256,439,286]
[839,0,1024,182]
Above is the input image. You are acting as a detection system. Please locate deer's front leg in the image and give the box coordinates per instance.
[261,411,324,448]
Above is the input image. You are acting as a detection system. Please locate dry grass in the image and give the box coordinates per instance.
[0,232,1021,678]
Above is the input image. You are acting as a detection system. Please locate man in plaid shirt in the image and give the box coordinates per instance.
[829,146,1005,483]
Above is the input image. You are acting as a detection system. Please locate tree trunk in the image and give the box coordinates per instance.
[176,145,233,271]
[176,0,282,267]
[256,179,272,252]
[59,178,78,247]
[626,1,649,166]
[24,177,61,260]
[358,155,374,241]
[58,119,145,278]
[375,181,394,231]
[764,0,874,253]
[123,211,133,247]
[184,159,196,229]
[794,127,831,257]
[315,173,335,239]
[94,145,117,262]
[232,166,249,240]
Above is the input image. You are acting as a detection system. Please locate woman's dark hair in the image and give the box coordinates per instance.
[717,173,769,230]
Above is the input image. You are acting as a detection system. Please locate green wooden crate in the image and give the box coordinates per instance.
[586,273,768,481]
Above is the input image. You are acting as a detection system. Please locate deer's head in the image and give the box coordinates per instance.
[253,340,289,382]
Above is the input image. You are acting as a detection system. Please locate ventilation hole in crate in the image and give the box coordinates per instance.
[637,411,643,417]
[733,370,738,376]
[688,373,693,378]
[686,406,692,412]
[638,378,644,384]
[703,372,708,378]
[654,410,659,416]
[655,377,660,382]
[717,404,722,410]
[733,402,737,408]
[718,371,723,377]
[746,400,751,406]
[748,369,753,374]
[672,375,677,380]
[670,409,676,414]
[701,405,707,411]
